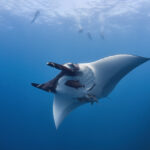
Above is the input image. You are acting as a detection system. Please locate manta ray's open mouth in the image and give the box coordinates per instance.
[31,62,80,93]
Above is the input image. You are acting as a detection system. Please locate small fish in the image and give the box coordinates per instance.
[31,10,40,24]
[100,31,105,40]
[87,32,93,40]
[78,27,83,33]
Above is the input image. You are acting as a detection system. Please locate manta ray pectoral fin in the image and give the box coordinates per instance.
[89,54,150,98]
[53,94,87,129]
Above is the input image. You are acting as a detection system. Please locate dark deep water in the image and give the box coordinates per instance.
[0,10,150,150]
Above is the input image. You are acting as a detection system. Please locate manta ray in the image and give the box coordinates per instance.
[31,54,149,129]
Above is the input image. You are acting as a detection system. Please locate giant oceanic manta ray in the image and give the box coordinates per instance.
[31,54,149,129]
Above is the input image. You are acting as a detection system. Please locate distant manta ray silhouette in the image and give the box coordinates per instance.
[31,54,149,129]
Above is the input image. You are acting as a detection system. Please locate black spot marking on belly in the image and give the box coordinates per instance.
[65,80,85,89]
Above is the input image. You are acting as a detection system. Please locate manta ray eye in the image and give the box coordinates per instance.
[67,63,79,71]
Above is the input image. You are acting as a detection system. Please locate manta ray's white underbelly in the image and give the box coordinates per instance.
[56,64,95,98]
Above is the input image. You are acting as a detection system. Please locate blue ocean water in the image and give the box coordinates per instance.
[0,11,150,150]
